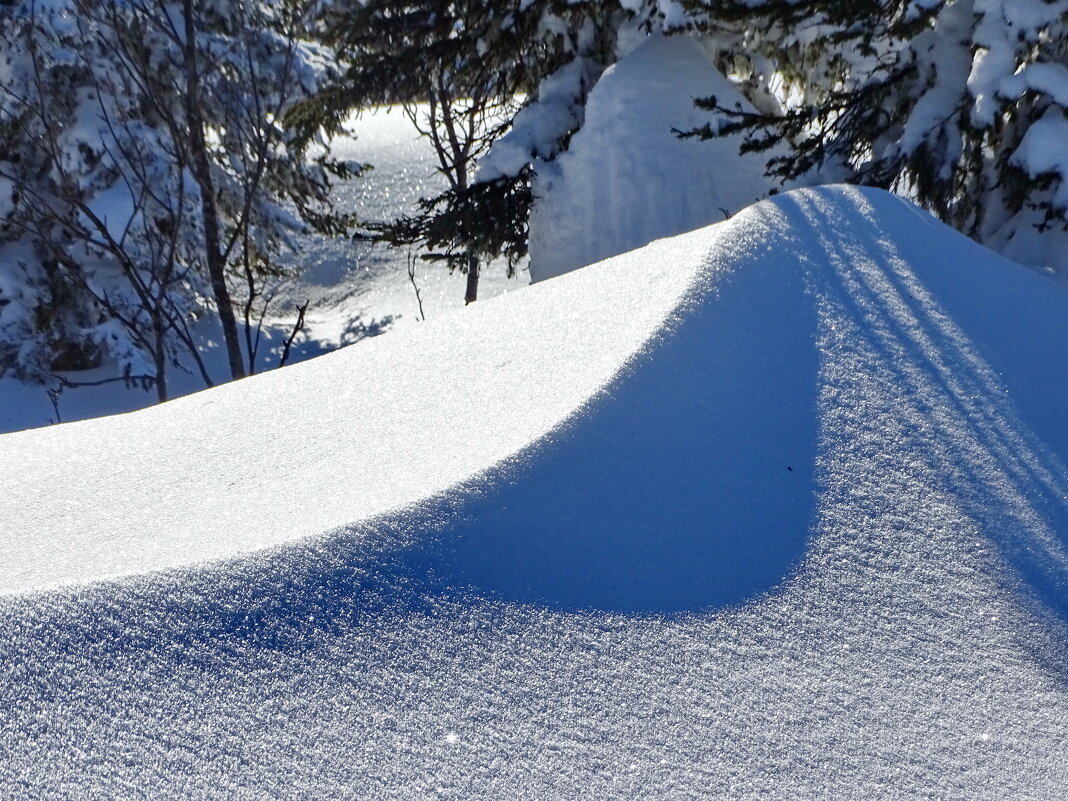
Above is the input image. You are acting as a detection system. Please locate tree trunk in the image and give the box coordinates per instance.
[464,258,479,305]
[432,83,481,306]
[153,314,169,403]
[182,0,246,381]
[455,156,479,305]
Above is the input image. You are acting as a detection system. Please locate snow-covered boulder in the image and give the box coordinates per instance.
[528,33,779,282]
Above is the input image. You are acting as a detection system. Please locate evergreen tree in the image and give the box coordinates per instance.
[293,0,631,302]
[298,0,1067,293]
[683,0,1068,271]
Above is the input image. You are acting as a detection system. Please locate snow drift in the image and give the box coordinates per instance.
[528,34,780,282]
[3,186,1068,798]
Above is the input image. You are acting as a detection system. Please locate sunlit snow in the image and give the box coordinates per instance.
[528,34,780,282]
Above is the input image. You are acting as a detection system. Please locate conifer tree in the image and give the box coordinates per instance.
[297,0,1067,292]
[684,0,1068,270]
[292,0,629,302]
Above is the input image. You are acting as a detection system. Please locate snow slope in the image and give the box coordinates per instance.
[3,186,1068,798]
[528,34,780,282]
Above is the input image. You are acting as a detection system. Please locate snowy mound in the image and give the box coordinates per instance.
[0,219,703,595]
[528,34,780,282]
[3,186,1068,798]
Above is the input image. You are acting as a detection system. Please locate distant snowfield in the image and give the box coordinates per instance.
[3,186,1068,798]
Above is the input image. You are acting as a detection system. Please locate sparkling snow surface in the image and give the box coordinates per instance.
[3,187,1068,798]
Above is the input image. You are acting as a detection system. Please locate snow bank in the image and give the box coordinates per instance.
[3,186,1068,798]
[528,33,779,282]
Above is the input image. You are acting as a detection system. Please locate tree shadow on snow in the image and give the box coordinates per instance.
[777,189,1068,632]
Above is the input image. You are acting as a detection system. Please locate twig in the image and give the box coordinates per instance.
[53,373,157,389]
[407,251,426,322]
[43,372,154,425]
[46,385,62,425]
[279,300,309,368]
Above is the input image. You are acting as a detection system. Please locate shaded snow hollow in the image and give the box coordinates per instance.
[3,187,1068,797]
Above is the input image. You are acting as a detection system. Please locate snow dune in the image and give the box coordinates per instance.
[3,186,1068,798]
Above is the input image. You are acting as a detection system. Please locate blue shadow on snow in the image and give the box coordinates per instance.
[393,256,821,615]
